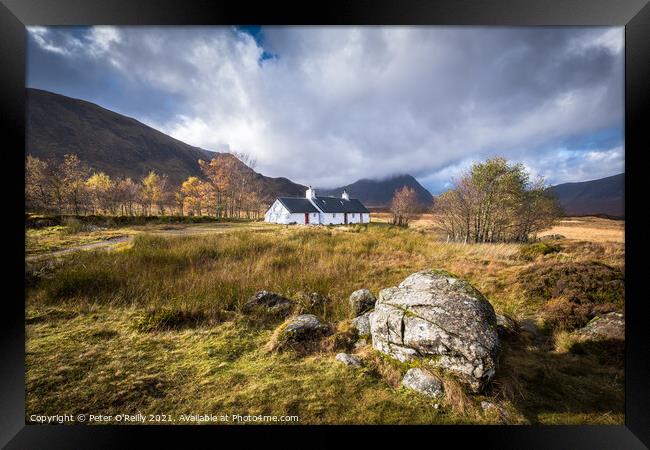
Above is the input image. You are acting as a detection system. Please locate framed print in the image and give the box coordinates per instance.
[1,0,648,447]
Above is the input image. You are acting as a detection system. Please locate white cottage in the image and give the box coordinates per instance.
[265,187,370,225]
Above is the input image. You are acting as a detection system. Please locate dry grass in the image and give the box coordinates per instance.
[24,217,625,425]
[538,217,624,243]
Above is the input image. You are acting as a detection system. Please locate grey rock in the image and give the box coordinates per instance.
[349,289,377,316]
[402,368,444,398]
[351,311,372,336]
[481,401,507,417]
[576,312,624,340]
[369,269,500,392]
[496,314,518,337]
[335,352,363,367]
[242,291,294,316]
[281,314,330,342]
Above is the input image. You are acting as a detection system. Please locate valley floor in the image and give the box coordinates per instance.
[24,216,625,425]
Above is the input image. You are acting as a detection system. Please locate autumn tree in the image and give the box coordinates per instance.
[390,186,419,227]
[115,177,139,216]
[60,154,90,215]
[25,154,89,215]
[140,171,163,216]
[25,156,50,212]
[199,157,232,218]
[181,176,206,216]
[86,172,114,214]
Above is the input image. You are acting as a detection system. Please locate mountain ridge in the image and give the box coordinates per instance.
[549,172,624,218]
[26,88,307,199]
[320,174,434,207]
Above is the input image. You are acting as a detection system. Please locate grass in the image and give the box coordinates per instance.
[25,224,134,255]
[25,218,625,424]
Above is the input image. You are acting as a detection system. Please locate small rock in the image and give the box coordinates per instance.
[481,401,507,417]
[349,289,376,316]
[496,314,518,337]
[281,314,330,342]
[402,368,444,398]
[433,403,440,410]
[351,311,372,336]
[576,312,624,340]
[242,291,295,316]
[335,352,363,367]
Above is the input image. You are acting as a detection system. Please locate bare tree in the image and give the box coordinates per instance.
[390,186,419,227]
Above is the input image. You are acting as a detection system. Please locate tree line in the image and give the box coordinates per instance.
[25,152,268,219]
[389,157,561,242]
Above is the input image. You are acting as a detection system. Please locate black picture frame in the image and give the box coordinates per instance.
[2,0,648,447]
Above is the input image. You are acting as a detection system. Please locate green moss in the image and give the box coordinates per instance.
[520,242,560,260]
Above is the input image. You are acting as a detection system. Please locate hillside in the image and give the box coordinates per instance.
[26,88,306,198]
[550,173,624,218]
[321,174,434,208]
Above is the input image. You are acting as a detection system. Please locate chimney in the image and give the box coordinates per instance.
[306,186,316,199]
[341,189,349,200]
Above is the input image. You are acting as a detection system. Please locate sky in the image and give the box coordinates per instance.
[27,26,624,194]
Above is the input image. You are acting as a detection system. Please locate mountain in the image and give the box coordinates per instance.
[550,173,624,218]
[321,174,434,208]
[25,88,306,198]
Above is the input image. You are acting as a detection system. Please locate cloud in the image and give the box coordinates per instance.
[27,26,624,192]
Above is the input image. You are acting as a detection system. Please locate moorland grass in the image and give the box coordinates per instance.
[25,221,625,424]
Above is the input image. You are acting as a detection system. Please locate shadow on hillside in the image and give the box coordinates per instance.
[487,334,624,424]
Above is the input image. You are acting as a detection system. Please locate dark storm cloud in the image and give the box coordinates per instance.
[27,26,623,192]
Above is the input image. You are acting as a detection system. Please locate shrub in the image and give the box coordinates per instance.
[61,217,85,234]
[518,262,624,330]
[519,242,560,260]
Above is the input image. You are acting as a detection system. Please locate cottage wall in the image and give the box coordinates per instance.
[265,198,371,225]
[265,201,319,224]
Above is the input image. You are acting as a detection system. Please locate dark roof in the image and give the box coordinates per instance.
[311,196,369,213]
[277,197,319,213]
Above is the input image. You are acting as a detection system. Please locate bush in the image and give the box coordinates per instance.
[61,217,85,234]
[518,262,624,330]
[519,242,560,260]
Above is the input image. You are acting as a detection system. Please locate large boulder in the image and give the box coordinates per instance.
[349,289,376,316]
[402,368,443,398]
[369,270,500,392]
[242,291,295,317]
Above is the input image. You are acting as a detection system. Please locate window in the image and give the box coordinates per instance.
[333,213,337,218]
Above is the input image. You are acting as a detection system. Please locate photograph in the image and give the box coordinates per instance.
[23,25,626,426]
